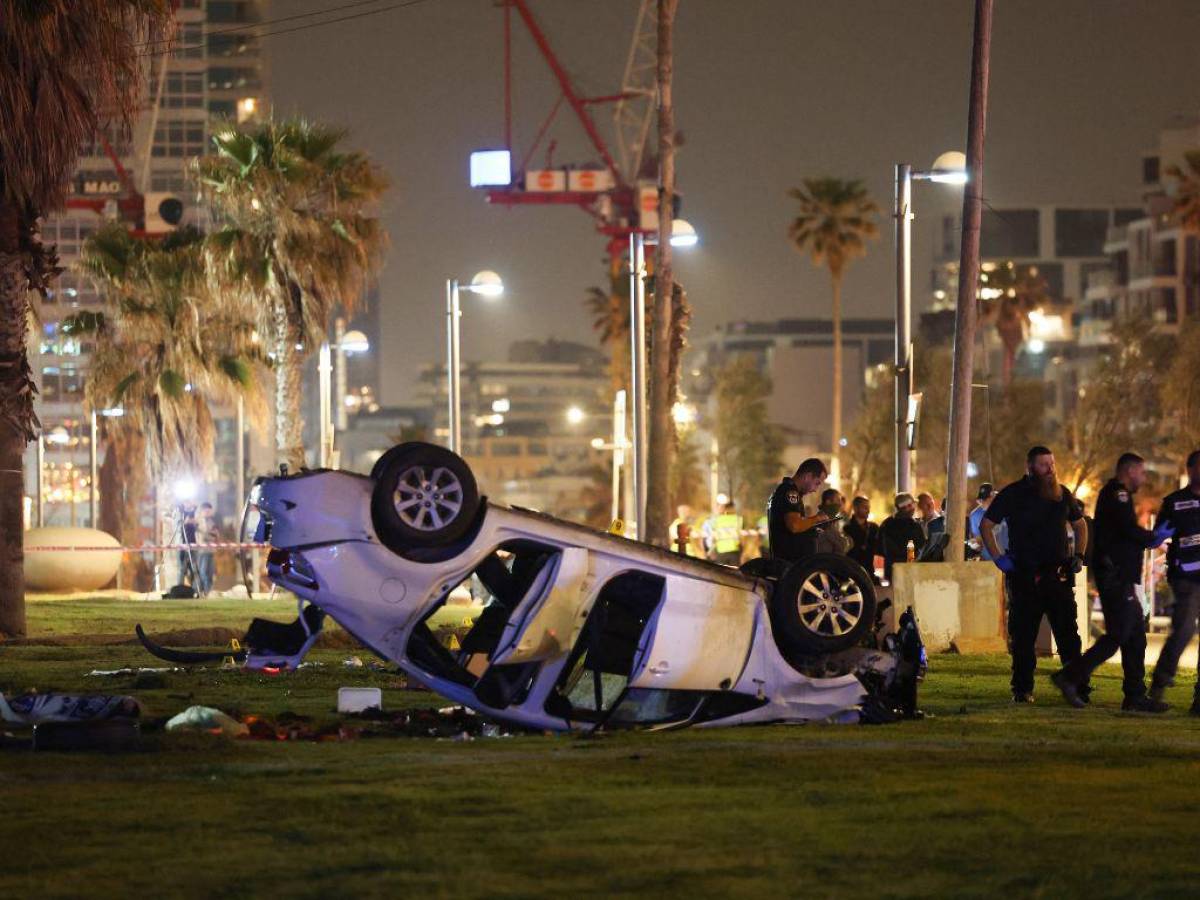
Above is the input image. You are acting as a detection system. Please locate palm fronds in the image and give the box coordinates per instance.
[787,178,880,278]
[79,222,264,477]
[0,1,173,211]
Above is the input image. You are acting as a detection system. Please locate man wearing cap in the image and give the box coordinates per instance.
[969,483,1004,561]
[879,493,926,581]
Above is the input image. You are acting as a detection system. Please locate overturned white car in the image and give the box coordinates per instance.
[139,443,922,731]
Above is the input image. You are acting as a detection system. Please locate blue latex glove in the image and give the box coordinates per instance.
[993,553,1016,574]
[1152,520,1175,548]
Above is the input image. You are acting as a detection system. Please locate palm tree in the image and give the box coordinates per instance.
[71,224,262,590]
[788,178,879,486]
[584,272,632,392]
[72,224,262,479]
[195,118,389,469]
[978,261,1053,387]
[1167,149,1200,231]
[0,1,173,636]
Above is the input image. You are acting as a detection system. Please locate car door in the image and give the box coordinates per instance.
[490,547,592,665]
[626,573,757,692]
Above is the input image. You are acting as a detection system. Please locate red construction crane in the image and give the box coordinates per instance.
[480,0,666,268]
[64,131,146,226]
[64,0,183,237]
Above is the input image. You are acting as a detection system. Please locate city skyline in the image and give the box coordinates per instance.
[270,0,1200,402]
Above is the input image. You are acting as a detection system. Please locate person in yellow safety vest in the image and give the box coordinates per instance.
[756,513,770,558]
[710,501,744,566]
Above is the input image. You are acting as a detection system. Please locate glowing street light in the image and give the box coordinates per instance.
[925,150,969,185]
[566,406,586,426]
[339,329,370,354]
[467,269,504,298]
[894,150,967,494]
[669,218,698,248]
[446,271,507,454]
[630,221,701,539]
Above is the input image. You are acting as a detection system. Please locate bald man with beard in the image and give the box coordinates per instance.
[980,445,1089,704]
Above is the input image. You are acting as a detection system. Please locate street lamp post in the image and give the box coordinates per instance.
[590,390,630,526]
[611,390,626,524]
[334,322,371,431]
[318,341,332,467]
[628,219,699,541]
[236,394,245,509]
[629,233,648,540]
[89,409,98,527]
[318,322,371,469]
[893,151,967,495]
[446,270,503,455]
[35,434,44,528]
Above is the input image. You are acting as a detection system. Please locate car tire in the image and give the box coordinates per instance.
[370,442,480,551]
[768,553,877,656]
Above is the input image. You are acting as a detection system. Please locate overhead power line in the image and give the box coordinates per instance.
[136,0,395,47]
[138,0,436,59]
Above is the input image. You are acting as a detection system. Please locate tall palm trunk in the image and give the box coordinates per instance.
[645,0,679,547]
[0,201,32,636]
[830,272,844,487]
[272,288,306,470]
[99,422,151,590]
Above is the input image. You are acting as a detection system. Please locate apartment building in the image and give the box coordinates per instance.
[27,0,269,528]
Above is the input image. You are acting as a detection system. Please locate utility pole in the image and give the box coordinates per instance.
[894,164,913,496]
[945,0,994,563]
[645,0,679,548]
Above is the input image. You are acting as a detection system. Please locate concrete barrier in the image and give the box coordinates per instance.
[25,527,122,592]
[890,561,1007,653]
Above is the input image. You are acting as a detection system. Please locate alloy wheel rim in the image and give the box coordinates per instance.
[392,465,464,531]
[797,570,863,636]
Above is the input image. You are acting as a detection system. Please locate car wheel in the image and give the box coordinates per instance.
[768,553,877,655]
[370,442,480,551]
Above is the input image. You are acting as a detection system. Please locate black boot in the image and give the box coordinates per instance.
[1122,694,1169,714]
[1051,671,1086,709]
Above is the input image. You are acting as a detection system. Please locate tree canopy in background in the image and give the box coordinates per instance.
[714,355,784,515]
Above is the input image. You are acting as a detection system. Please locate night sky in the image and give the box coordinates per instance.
[270,0,1200,404]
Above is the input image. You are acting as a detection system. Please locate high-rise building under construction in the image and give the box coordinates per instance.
[27,0,269,531]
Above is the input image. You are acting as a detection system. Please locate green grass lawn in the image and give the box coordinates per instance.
[3,596,1200,899]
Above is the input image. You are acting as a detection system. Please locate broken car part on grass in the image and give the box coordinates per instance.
[137,442,925,732]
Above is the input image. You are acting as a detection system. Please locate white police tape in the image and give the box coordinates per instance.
[25,542,269,553]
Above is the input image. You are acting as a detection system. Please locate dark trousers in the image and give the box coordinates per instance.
[1061,569,1146,699]
[1007,569,1083,695]
[1151,578,1200,700]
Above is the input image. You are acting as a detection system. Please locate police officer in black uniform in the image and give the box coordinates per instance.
[980,445,1089,703]
[1150,448,1200,714]
[1051,453,1172,711]
[767,458,829,563]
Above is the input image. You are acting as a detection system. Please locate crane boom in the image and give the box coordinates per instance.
[613,0,657,183]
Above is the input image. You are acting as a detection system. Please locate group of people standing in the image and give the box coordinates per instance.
[981,445,1200,716]
[760,446,1200,714]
